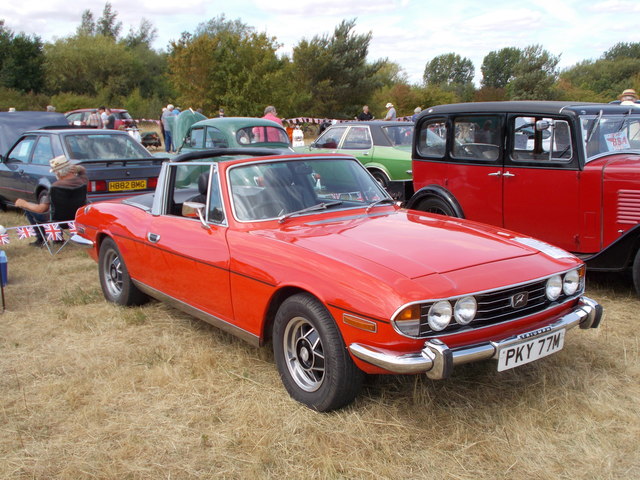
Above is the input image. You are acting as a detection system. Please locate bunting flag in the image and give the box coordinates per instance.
[68,222,77,234]
[16,226,36,239]
[0,233,9,245]
[44,223,63,241]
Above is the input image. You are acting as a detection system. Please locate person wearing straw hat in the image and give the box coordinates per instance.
[619,88,640,106]
[14,156,87,247]
[384,102,397,121]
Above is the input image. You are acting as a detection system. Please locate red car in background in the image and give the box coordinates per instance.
[65,108,136,130]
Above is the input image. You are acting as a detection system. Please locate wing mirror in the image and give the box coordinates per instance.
[182,201,210,229]
[536,120,551,131]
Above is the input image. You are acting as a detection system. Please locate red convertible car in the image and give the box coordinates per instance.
[72,149,603,411]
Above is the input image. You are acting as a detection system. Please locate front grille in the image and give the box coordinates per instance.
[416,277,579,337]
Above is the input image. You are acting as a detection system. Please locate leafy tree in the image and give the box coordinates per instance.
[481,47,521,89]
[508,45,559,100]
[0,21,45,93]
[123,19,157,49]
[423,53,474,87]
[77,10,96,36]
[603,42,640,61]
[96,2,122,39]
[167,16,285,116]
[291,19,384,118]
[559,57,640,101]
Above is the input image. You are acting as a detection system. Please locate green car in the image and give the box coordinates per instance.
[295,121,413,187]
[174,115,292,154]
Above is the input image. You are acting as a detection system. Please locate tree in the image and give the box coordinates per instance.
[123,18,157,48]
[77,10,96,36]
[290,19,384,118]
[167,16,285,116]
[508,45,559,100]
[96,2,122,39]
[603,42,640,61]
[481,47,521,89]
[423,53,474,87]
[0,21,45,93]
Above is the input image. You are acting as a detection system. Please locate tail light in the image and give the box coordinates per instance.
[148,177,158,189]
[88,180,107,192]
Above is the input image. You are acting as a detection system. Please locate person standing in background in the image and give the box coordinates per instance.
[161,104,175,152]
[384,103,397,121]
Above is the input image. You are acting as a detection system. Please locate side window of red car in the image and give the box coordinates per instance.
[512,117,573,163]
[451,116,501,161]
[416,119,447,158]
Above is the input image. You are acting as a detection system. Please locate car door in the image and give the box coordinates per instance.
[502,115,581,251]
[0,135,37,203]
[306,126,348,154]
[143,163,234,322]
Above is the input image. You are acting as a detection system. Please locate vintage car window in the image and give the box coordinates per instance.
[511,116,572,163]
[206,127,229,148]
[170,163,224,223]
[342,126,372,149]
[382,125,413,146]
[581,114,640,161]
[64,133,150,160]
[31,136,54,165]
[416,120,447,158]
[244,126,289,144]
[313,126,347,149]
[189,127,205,148]
[451,116,500,161]
[229,158,387,221]
[8,136,36,162]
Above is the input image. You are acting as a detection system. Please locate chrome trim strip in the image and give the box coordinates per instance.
[132,280,260,347]
[70,234,94,248]
[350,296,601,377]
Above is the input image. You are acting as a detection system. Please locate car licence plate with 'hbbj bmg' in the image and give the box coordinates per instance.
[497,329,565,372]
[109,179,147,192]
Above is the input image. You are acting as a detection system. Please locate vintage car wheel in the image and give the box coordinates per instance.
[273,293,363,411]
[633,249,640,297]
[369,169,390,188]
[98,238,148,306]
[418,197,457,217]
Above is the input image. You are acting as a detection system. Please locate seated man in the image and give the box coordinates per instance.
[15,155,88,247]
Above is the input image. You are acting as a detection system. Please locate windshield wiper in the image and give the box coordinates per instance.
[365,197,396,213]
[586,109,603,143]
[617,108,633,132]
[278,201,343,224]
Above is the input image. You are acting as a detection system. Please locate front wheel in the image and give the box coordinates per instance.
[369,169,390,188]
[273,293,363,411]
[98,238,148,306]
[417,196,457,217]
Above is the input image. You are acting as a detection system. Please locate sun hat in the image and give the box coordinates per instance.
[619,89,638,100]
[49,155,71,173]
[386,102,393,108]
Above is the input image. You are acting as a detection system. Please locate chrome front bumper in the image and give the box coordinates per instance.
[70,234,94,248]
[349,296,603,380]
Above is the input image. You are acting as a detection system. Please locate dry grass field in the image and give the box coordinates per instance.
[0,209,638,480]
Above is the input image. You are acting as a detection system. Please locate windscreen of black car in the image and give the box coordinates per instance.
[64,133,151,160]
[237,126,289,145]
[229,158,388,221]
[382,125,413,146]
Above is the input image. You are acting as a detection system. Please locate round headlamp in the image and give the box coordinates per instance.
[454,296,477,325]
[428,300,452,331]
[563,269,580,296]
[546,275,562,301]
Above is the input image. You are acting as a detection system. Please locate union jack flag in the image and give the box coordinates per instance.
[16,226,35,239]
[68,222,77,234]
[44,223,63,241]
[0,233,9,245]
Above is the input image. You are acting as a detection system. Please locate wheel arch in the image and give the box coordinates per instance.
[585,223,640,272]
[406,185,465,218]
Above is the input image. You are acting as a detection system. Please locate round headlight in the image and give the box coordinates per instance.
[563,269,580,296]
[428,301,452,331]
[546,275,562,301]
[454,296,477,325]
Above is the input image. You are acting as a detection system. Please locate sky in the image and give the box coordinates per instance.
[2,0,640,85]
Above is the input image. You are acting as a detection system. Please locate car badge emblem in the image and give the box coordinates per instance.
[511,292,529,308]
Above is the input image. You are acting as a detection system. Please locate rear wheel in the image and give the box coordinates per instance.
[98,238,148,306]
[369,169,389,188]
[273,293,363,411]
[417,196,457,217]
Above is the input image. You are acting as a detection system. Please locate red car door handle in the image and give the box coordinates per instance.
[147,232,160,243]
[487,171,501,176]
[503,171,515,177]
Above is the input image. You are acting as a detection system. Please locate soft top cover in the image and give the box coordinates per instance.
[0,111,69,157]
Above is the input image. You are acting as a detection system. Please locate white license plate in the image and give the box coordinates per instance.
[497,329,565,372]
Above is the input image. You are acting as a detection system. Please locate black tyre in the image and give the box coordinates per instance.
[273,293,364,411]
[418,196,457,217]
[633,249,640,297]
[37,189,49,204]
[98,238,148,306]
[369,169,390,188]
